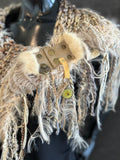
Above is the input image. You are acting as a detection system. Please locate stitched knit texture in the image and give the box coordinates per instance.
[0,1,120,159]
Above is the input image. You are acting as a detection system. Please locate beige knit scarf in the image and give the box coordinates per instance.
[0,0,120,159]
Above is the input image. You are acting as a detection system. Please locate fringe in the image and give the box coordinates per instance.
[27,61,96,151]
[0,1,120,159]
[1,115,19,160]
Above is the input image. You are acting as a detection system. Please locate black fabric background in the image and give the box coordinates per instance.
[0,1,120,160]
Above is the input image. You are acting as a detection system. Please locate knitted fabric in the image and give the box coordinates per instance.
[0,1,120,159]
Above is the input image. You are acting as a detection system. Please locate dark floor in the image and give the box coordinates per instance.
[1,0,120,160]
